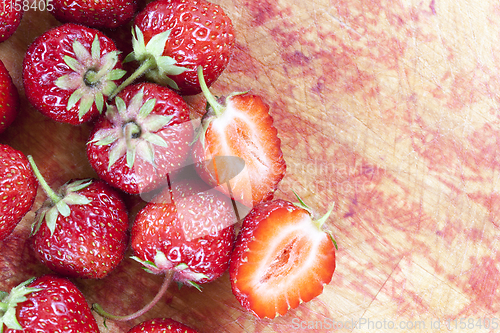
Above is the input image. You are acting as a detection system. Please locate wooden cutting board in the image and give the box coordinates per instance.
[1,0,499,332]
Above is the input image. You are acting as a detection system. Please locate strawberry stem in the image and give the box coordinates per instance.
[109,57,156,100]
[92,270,174,322]
[197,66,224,116]
[27,155,62,204]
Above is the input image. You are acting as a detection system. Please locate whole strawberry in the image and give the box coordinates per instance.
[0,3,23,43]
[0,145,37,241]
[114,0,235,96]
[131,178,236,285]
[192,67,286,208]
[87,82,193,195]
[28,156,129,279]
[23,23,126,125]
[0,60,19,134]
[128,318,199,333]
[93,178,236,322]
[230,196,337,319]
[49,0,138,29]
[0,275,99,332]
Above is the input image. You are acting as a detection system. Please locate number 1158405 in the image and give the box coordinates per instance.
[2,0,54,12]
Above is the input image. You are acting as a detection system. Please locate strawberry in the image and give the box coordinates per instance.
[23,23,126,125]
[0,275,99,332]
[113,0,235,96]
[229,196,337,319]
[0,60,19,134]
[191,67,286,208]
[131,178,236,285]
[0,144,37,241]
[93,178,236,322]
[28,156,129,279]
[49,0,138,29]
[87,82,193,195]
[0,2,23,43]
[128,318,199,333]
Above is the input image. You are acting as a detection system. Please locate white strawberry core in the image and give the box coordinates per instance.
[210,102,271,176]
[249,214,327,300]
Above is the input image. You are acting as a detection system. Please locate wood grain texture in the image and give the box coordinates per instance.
[1,0,499,332]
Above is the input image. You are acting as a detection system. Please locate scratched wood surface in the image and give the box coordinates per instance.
[1,0,499,332]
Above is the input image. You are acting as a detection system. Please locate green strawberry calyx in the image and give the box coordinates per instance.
[89,88,174,171]
[27,156,92,236]
[0,278,42,333]
[109,26,188,99]
[55,35,126,121]
[292,190,338,250]
[131,250,208,287]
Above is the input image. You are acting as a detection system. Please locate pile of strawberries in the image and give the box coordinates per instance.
[0,0,337,332]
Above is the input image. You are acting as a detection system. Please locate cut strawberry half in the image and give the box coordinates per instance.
[230,198,336,319]
[192,67,286,208]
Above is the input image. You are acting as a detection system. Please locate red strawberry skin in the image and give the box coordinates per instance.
[87,82,193,195]
[23,23,124,125]
[0,144,37,241]
[0,3,23,43]
[3,275,99,332]
[134,0,235,95]
[131,178,236,284]
[192,93,286,208]
[128,318,199,333]
[50,0,138,29]
[0,60,19,134]
[230,199,336,319]
[31,179,129,279]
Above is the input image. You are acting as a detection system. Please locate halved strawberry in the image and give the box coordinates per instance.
[192,67,286,208]
[229,197,337,319]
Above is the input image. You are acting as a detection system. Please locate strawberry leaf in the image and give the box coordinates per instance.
[91,35,100,62]
[56,200,71,217]
[73,40,90,64]
[108,140,127,170]
[63,55,82,72]
[145,30,170,59]
[46,207,59,235]
[79,95,95,119]
[186,281,203,292]
[64,193,91,205]
[95,92,105,113]
[138,98,156,119]
[328,231,339,250]
[126,145,137,169]
[66,179,93,192]
[67,89,83,111]
[143,115,173,132]
[143,133,168,148]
